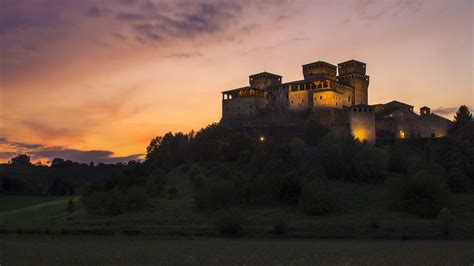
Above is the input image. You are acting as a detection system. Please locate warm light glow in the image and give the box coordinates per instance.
[353,129,366,141]
[259,136,266,142]
[399,130,405,139]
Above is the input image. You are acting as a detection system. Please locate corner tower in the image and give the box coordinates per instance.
[337,60,369,105]
[302,61,337,80]
[249,72,282,89]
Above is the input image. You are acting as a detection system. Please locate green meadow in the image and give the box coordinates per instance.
[1,168,473,239]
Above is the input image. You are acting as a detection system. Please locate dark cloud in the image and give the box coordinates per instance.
[354,0,423,21]
[116,12,147,21]
[118,0,137,5]
[87,6,102,17]
[0,1,66,34]
[167,52,204,58]
[432,106,472,116]
[0,137,143,163]
[32,148,143,163]
[124,2,243,42]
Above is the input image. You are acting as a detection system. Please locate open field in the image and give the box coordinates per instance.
[1,236,473,266]
[1,168,474,239]
[0,196,68,213]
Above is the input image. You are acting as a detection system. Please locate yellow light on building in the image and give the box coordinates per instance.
[399,130,405,139]
[353,129,366,141]
[259,136,265,142]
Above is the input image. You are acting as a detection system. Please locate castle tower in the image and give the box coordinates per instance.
[302,61,337,80]
[249,72,282,89]
[337,60,369,105]
[349,105,376,143]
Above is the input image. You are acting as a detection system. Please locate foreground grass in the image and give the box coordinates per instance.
[1,236,473,266]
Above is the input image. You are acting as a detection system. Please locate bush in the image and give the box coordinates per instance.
[319,135,356,180]
[305,118,330,145]
[126,186,150,208]
[146,168,166,195]
[354,146,388,183]
[447,168,471,193]
[81,189,127,215]
[273,219,288,235]
[298,180,336,215]
[436,208,455,240]
[168,186,178,199]
[67,199,75,215]
[214,208,245,236]
[387,170,451,218]
[194,180,237,212]
[388,143,412,173]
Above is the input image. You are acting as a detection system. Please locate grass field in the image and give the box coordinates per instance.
[0,195,68,212]
[1,236,473,265]
[1,167,473,239]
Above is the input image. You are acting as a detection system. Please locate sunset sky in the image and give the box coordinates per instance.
[0,0,473,163]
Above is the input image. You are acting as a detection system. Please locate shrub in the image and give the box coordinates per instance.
[194,180,237,212]
[168,186,178,199]
[354,146,388,183]
[240,174,282,205]
[214,208,245,236]
[388,143,412,173]
[126,186,150,208]
[101,189,128,215]
[288,138,305,160]
[387,170,451,218]
[436,208,455,240]
[278,171,304,204]
[298,180,336,215]
[146,168,166,195]
[305,118,330,145]
[447,168,470,193]
[319,135,356,180]
[273,219,288,235]
[67,199,75,215]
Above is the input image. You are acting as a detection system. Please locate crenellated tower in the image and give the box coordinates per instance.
[337,60,369,105]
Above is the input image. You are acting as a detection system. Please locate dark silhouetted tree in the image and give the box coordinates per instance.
[67,199,76,215]
[10,154,31,166]
[451,105,472,131]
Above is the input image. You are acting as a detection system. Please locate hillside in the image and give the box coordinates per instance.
[1,166,473,239]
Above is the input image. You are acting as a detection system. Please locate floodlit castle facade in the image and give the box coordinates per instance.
[221,60,451,143]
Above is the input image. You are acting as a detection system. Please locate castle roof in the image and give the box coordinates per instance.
[384,100,414,108]
[221,86,265,93]
[249,71,282,78]
[338,59,366,66]
[302,61,336,67]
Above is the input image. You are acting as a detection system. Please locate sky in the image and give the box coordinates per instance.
[0,0,473,163]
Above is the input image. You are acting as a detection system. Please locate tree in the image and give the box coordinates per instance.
[354,146,389,183]
[304,118,330,145]
[388,169,451,218]
[9,154,31,166]
[67,199,76,215]
[436,208,455,240]
[451,105,472,131]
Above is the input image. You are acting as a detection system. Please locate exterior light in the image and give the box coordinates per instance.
[259,136,265,142]
[399,130,405,139]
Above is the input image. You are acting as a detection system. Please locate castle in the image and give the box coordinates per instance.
[220,60,451,143]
